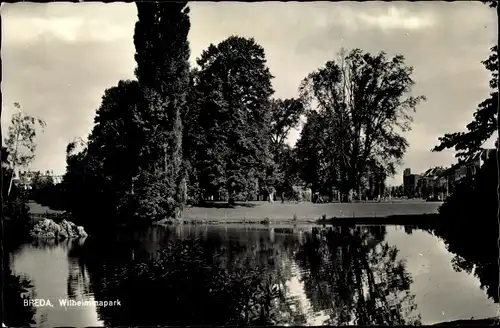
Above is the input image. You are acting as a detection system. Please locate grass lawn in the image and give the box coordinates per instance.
[180,200,442,223]
[22,200,442,225]
[27,202,65,215]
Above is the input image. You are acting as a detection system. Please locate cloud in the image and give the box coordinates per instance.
[1,3,137,176]
[3,16,131,43]
[1,3,134,43]
[327,5,437,32]
[356,6,436,31]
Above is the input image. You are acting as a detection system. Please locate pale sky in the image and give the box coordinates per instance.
[1,2,497,185]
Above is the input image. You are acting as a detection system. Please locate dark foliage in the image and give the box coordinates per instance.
[195,36,274,203]
[295,226,421,325]
[75,238,284,326]
[2,267,35,327]
[297,49,424,200]
[133,1,191,219]
[3,266,36,326]
[62,2,192,228]
[430,1,499,304]
[433,44,498,159]
[2,149,32,239]
[29,176,65,211]
[3,239,36,326]
[433,152,498,302]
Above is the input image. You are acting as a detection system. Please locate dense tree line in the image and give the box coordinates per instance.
[44,2,423,229]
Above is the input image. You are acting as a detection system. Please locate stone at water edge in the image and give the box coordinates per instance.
[77,226,88,238]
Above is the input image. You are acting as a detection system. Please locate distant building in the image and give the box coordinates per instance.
[13,170,63,190]
[404,166,449,199]
[15,171,35,190]
[419,167,448,199]
[403,168,420,198]
[449,148,495,183]
[403,148,496,200]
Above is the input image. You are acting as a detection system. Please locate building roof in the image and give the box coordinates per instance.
[422,166,447,178]
[443,148,496,177]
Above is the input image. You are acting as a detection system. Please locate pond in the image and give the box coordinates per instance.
[6,224,498,327]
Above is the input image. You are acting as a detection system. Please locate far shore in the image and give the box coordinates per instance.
[26,200,443,227]
[161,200,442,226]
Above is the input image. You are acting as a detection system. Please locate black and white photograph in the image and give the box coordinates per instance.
[1,1,499,326]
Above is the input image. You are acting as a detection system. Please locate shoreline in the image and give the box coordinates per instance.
[434,317,499,326]
[25,201,443,228]
[153,213,442,227]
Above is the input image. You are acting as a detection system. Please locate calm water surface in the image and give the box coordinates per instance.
[8,224,498,327]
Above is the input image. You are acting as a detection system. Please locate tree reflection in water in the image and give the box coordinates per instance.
[430,154,499,304]
[75,237,289,326]
[4,243,37,326]
[295,225,421,325]
[71,225,422,326]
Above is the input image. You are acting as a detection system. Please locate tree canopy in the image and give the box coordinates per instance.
[432,45,498,159]
[194,36,275,203]
[4,103,46,197]
[58,6,434,225]
[297,48,424,199]
[63,2,192,226]
[133,1,191,219]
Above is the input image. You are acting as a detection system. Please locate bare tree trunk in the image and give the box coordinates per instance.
[6,131,22,198]
[7,173,14,197]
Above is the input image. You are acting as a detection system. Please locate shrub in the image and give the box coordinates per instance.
[4,196,32,237]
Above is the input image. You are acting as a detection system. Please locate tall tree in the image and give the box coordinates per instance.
[4,103,46,197]
[89,80,145,216]
[62,80,147,224]
[299,49,425,201]
[196,36,274,204]
[133,2,191,218]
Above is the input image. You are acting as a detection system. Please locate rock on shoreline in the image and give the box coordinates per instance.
[30,218,88,240]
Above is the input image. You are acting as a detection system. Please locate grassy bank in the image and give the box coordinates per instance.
[154,201,441,226]
[21,200,442,227]
[155,213,442,227]
[185,201,439,219]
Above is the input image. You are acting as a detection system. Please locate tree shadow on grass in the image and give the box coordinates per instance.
[194,201,260,209]
[317,213,439,227]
